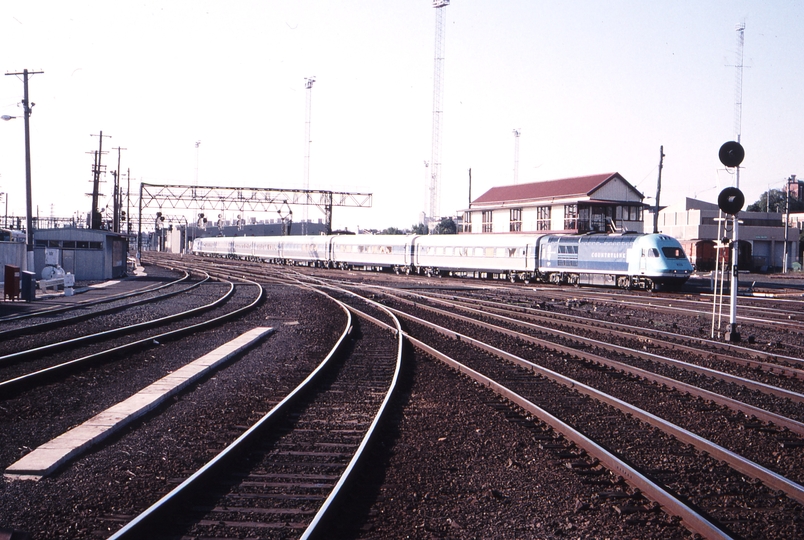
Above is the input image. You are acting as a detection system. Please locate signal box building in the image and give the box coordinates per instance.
[462,173,646,235]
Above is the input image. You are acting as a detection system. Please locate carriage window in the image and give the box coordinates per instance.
[648,248,660,257]
[662,247,686,259]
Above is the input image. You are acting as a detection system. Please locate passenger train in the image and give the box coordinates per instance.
[192,232,693,290]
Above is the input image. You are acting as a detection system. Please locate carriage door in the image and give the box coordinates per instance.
[639,248,647,273]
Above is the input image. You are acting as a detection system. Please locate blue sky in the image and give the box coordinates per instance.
[1,1,802,231]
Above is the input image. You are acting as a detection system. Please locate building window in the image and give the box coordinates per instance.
[463,212,473,233]
[536,206,551,231]
[509,208,522,232]
[482,211,493,233]
[564,204,577,230]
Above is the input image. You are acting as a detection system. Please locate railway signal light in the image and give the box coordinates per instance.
[718,141,745,168]
[717,140,745,344]
[717,187,745,215]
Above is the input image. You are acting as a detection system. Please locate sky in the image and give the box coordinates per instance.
[1,1,802,232]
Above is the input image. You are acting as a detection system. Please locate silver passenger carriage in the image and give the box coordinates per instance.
[193,237,235,258]
[278,235,332,267]
[414,233,539,281]
[331,234,414,272]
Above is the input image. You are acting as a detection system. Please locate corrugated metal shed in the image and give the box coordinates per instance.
[33,229,129,281]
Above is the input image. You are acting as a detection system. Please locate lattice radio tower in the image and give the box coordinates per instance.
[429,1,450,229]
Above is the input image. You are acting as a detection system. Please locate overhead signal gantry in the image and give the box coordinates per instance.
[136,183,372,255]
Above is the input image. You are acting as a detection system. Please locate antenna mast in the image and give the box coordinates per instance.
[512,129,521,184]
[303,76,315,235]
[734,22,745,188]
[429,0,449,230]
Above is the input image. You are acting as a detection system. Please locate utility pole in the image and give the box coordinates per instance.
[126,168,131,235]
[112,146,127,233]
[5,68,43,272]
[90,131,111,229]
[468,167,472,207]
[783,175,796,273]
[653,146,664,234]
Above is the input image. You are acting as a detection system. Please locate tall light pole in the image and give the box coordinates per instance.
[429,0,450,230]
[194,140,200,199]
[5,69,43,273]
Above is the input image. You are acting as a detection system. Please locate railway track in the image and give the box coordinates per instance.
[0,270,204,340]
[0,276,262,394]
[0,267,193,324]
[280,270,804,538]
[109,284,403,539]
[366,295,804,537]
[116,254,804,537]
[520,285,804,333]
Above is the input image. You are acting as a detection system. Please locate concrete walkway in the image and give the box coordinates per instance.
[5,326,274,480]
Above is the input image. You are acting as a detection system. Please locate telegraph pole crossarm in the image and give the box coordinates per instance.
[89,131,112,229]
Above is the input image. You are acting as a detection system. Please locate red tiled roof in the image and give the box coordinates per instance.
[472,172,624,205]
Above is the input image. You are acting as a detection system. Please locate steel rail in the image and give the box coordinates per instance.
[530,288,804,332]
[364,278,804,372]
[403,291,804,402]
[0,280,263,392]
[0,270,192,323]
[0,273,209,340]
[300,284,404,539]
[372,288,804,433]
[414,288,804,371]
[294,276,732,540]
[381,302,804,507]
[108,287,353,540]
[0,273,229,366]
[405,334,733,540]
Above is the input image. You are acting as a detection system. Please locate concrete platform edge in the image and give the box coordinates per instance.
[4,326,274,480]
